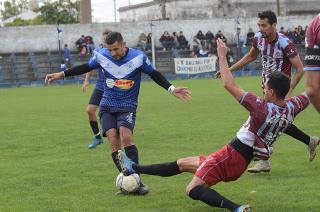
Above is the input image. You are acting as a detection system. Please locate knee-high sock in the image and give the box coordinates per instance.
[112,151,122,172]
[189,185,240,211]
[284,125,310,145]
[133,161,181,177]
[124,145,139,164]
[89,121,101,139]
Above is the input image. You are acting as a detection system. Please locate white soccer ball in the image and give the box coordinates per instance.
[115,173,140,193]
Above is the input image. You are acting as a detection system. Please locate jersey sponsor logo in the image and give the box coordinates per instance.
[115,79,135,89]
[106,78,115,88]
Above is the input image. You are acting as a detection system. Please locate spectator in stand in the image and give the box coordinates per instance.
[190,36,201,57]
[196,41,210,58]
[75,35,87,55]
[292,27,303,44]
[159,31,174,51]
[172,32,179,49]
[235,27,245,61]
[280,26,286,35]
[297,25,305,43]
[246,28,255,46]
[138,33,147,51]
[63,44,72,68]
[86,35,95,55]
[196,30,205,41]
[146,33,152,50]
[177,31,189,49]
[205,30,215,53]
[215,30,227,43]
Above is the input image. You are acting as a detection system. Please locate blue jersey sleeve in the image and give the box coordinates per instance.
[88,51,101,69]
[140,54,154,74]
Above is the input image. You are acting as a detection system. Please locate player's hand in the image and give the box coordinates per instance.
[45,72,64,85]
[216,38,228,58]
[172,87,191,101]
[82,81,89,92]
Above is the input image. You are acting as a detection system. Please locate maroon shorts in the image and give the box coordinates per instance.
[195,144,249,186]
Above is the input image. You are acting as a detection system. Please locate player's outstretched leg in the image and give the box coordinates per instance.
[247,160,271,173]
[308,136,320,161]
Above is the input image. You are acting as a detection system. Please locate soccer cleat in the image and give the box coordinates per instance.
[308,136,320,162]
[247,160,271,173]
[117,150,136,176]
[135,182,149,195]
[88,138,103,149]
[234,205,252,212]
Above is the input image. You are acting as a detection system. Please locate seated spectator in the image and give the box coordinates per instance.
[86,35,95,55]
[138,33,147,51]
[196,30,205,41]
[246,28,255,46]
[215,30,227,43]
[190,36,201,56]
[196,41,210,58]
[159,31,174,51]
[177,31,188,49]
[75,35,87,55]
[172,32,179,49]
[205,30,215,52]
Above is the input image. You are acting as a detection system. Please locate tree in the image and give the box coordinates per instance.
[0,0,27,20]
[36,0,80,25]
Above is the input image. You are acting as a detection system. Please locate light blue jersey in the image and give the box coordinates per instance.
[88,47,154,111]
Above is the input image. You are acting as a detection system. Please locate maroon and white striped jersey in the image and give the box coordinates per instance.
[253,32,298,87]
[305,13,320,48]
[236,92,309,160]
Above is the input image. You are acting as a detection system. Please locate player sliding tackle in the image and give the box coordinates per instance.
[116,38,316,212]
[45,32,191,195]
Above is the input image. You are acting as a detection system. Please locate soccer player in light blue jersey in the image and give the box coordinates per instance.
[45,32,191,195]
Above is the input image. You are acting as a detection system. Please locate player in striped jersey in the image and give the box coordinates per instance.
[218,10,319,173]
[45,32,191,195]
[116,38,310,212]
[304,13,320,113]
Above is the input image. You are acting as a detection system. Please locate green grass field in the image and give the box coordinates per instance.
[1,76,319,212]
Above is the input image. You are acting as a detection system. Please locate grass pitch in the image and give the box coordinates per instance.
[0,76,319,211]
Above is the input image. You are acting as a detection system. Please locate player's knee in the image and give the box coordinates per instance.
[306,86,319,99]
[176,158,185,171]
[186,184,198,199]
[106,129,117,140]
[121,134,133,146]
[86,106,95,115]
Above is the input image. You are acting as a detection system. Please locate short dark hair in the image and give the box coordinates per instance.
[258,10,277,25]
[267,72,290,99]
[105,32,123,45]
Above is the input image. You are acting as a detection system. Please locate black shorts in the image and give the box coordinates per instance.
[89,88,103,106]
[99,106,136,136]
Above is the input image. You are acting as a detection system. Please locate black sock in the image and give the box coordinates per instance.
[124,145,139,164]
[111,151,122,172]
[132,161,181,177]
[284,125,310,145]
[95,133,102,140]
[89,121,101,138]
[189,185,240,211]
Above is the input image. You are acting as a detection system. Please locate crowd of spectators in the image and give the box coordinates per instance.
[279,25,306,45]
[75,35,95,55]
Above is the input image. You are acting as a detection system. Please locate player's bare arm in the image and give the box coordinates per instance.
[82,71,93,92]
[215,47,259,78]
[289,55,304,91]
[149,70,191,101]
[217,38,245,101]
[45,64,92,85]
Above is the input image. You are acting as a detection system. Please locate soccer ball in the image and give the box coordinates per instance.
[115,173,140,193]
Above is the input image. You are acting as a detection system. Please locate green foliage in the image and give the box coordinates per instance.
[36,0,80,24]
[0,78,319,211]
[0,0,28,20]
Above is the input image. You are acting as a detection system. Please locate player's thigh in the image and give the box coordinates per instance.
[117,112,136,132]
[99,108,117,137]
[305,71,320,91]
[177,156,200,173]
